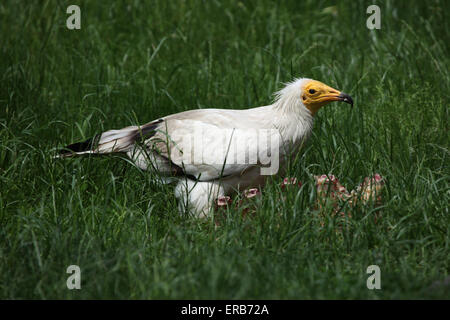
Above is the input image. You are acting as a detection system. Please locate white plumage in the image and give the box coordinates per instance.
[58,78,353,217]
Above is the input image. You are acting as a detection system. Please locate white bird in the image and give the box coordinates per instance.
[58,78,353,217]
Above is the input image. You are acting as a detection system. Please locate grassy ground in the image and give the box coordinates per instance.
[0,0,448,299]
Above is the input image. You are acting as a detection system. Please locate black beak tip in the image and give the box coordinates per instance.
[339,93,354,107]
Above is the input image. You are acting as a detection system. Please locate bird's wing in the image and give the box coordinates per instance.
[59,106,283,181]
[142,107,281,181]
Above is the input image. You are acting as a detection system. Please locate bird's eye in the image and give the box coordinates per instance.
[309,89,316,94]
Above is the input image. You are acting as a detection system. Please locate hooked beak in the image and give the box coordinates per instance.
[321,90,354,108]
[337,92,354,107]
[303,80,354,116]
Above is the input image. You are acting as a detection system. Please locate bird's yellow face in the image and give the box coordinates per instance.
[301,80,353,116]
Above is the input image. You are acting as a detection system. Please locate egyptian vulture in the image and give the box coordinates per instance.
[57,78,353,217]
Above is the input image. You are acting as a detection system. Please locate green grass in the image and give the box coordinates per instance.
[0,0,449,299]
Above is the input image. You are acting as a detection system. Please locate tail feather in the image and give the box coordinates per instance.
[57,135,100,158]
[56,119,163,158]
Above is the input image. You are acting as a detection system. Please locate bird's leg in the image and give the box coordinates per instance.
[174,179,225,218]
